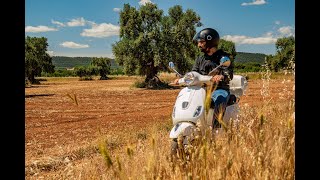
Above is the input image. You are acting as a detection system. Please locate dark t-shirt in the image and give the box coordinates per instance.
[191,49,233,90]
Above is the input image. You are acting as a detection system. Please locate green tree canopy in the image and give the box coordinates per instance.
[91,57,112,80]
[112,3,201,87]
[265,36,295,72]
[160,6,202,75]
[74,65,98,80]
[218,39,237,60]
[217,38,237,72]
[25,36,55,84]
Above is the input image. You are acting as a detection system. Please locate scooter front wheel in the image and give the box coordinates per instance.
[170,137,190,162]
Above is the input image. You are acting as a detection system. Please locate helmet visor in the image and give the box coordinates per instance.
[192,31,205,45]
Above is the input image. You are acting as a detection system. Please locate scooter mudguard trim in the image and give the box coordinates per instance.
[169,122,195,139]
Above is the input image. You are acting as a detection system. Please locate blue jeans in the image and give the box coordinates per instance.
[211,89,230,128]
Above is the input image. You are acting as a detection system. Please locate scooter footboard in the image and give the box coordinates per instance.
[169,122,195,139]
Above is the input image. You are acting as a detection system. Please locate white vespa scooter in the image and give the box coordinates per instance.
[168,58,248,158]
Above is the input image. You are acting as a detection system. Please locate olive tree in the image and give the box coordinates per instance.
[264,36,295,72]
[91,57,112,80]
[25,36,55,84]
[112,3,201,88]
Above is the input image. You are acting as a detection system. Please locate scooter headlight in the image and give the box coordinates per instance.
[184,72,195,86]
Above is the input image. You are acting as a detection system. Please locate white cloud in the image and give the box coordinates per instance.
[25,25,58,33]
[223,25,295,45]
[139,0,153,5]
[222,26,295,45]
[60,41,89,49]
[53,52,114,58]
[86,20,97,27]
[263,31,273,37]
[46,51,54,56]
[241,0,267,6]
[67,17,86,27]
[51,20,65,27]
[278,26,295,36]
[59,17,119,38]
[275,20,281,25]
[80,23,120,38]
[222,34,277,45]
[113,8,121,12]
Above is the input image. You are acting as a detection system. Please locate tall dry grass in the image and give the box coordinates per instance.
[93,68,295,179]
[93,103,294,179]
[27,68,294,179]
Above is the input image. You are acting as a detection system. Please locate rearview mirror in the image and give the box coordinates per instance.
[220,56,231,67]
[207,56,231,76]
[168,61,183,77]
[169,61,175,69]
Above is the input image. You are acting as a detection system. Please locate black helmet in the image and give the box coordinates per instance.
[193,28,220,48]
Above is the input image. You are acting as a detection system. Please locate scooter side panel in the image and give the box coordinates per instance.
[229,75,248,97]
[223,103,240,122]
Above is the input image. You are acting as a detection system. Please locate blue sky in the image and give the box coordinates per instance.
[25,0,295,58]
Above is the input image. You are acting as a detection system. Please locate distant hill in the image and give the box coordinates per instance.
[234,52,267,64]
[52,52,267,70]
[52,56,120,70]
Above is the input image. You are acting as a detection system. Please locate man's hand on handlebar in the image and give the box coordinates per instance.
[211,75,224,83]
[169,78,180,85]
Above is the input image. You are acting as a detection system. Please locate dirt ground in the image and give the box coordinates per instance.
[25,74,294,176]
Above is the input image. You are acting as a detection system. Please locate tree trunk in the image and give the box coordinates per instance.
[100,76,109,80]
[145,61,155,83]
[29,72,36,84]
[144,61,161,88]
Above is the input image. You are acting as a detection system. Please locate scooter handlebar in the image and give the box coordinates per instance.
[198,75,212,83]
[173,71,213,86]
[169,78,186,86]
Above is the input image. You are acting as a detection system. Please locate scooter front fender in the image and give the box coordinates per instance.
[169,122,195,139]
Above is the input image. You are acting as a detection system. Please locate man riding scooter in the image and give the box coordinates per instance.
[173,27,234,132]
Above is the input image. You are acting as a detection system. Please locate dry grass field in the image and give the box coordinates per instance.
[25,72,295,179]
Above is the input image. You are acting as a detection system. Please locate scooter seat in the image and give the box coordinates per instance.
[210,94,238,108]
